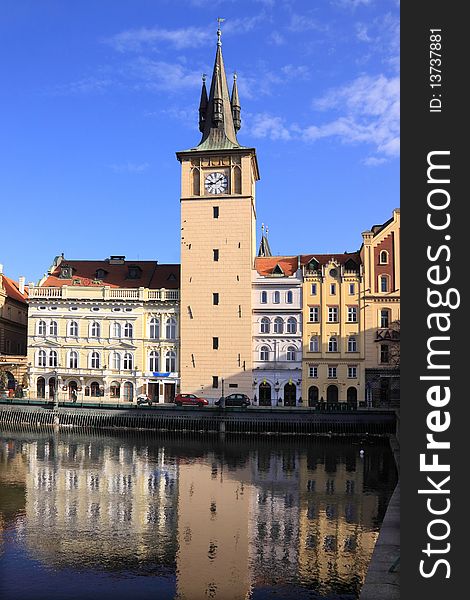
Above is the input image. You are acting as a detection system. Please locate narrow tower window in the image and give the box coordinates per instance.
[213,293,219,305]
[192,168,200,196]
[213,206,219,218]
[213,337,219,349]
[213,249,219,261]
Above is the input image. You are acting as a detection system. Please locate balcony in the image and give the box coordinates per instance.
[29,286,180,302]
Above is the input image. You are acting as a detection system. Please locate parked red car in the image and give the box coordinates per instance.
[174,393,208,407]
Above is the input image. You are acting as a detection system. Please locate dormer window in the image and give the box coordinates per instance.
[59,265,73,279]
[167,273,177,282]
[127,266,141,279]
[345,259,359,272]
[95,269,107,280]
[272,264,284,276]
[308,260,319,271]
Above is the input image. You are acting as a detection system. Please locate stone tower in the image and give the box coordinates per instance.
[177,26,259,399]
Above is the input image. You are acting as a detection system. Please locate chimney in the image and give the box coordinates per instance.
[19,276,25,295]
[0,263,3,274]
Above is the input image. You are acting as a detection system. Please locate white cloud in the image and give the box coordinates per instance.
[356,23,372,42]
[49,76,115,95]
[105,26,211,52]
[363,156,387,166]
[248,113,292,141]
[308,74,399,158]
[288,14,326,32]
[336,0,374,8]
[268,31,286,46]
[128,58,201,91]
[109,162,150,174]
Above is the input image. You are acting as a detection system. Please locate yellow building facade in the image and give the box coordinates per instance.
[301,253,364,406]
[177,30,259,399]
[27,255,180,404]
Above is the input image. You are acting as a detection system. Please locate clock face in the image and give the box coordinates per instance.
[205,172,228,195]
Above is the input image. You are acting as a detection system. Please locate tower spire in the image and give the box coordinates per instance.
[198,74,208,132]
[194,20,241,150]
[231,72,241,132]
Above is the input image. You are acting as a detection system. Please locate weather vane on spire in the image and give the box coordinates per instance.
[217,17,225,46]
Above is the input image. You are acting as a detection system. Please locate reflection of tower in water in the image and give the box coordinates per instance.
[175,458,253,600]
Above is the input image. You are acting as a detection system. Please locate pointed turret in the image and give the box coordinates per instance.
[257,224,272,257]
[194,24,241,150]
[198,74,208,133]
[231,73,241,132]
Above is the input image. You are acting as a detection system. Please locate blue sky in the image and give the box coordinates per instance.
[1,0,399,283]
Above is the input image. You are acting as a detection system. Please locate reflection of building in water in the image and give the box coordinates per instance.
[297,446,380,593]
[19,437,178,570]
[176,459,253,600]
[247,448,300,586]
[0,440,27,548]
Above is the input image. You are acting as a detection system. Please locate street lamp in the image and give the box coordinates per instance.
[54,367,60,409]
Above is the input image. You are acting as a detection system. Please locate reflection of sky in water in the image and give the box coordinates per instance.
[0,432,396,600]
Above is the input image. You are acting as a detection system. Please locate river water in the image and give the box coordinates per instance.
[0,429,397,600]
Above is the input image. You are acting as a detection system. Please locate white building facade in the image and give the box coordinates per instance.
[252,256,303,406]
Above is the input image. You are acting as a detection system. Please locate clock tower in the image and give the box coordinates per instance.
[176,26,259,398]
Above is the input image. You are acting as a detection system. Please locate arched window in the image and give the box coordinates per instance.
[123,353,133,370]
[49,350,58,367]
[38,349,47,367]
[380,275,389,293]
[233,165,242,194]
[380,309,390,328]
[68,321,78,337]
[91,322,101,338]
[166,351,176,372]
[286,317,297,334]
[260,291,268,304]
[123,382,134,402]
[192,168,200,196]
[379,250,389,264]
[274,317,283,334]
[286,291,293,304]
[49,321,58,336]
[37,320,46,336]
[347,336,357,352]
[286,346,296,361]
[328,337,338,352]
[91,352,100,369]
[124,323,133,338]
[149,350,159,372]
[112,322,121,338]
[110,381,120,398]
[309,336,319,352]
[37,377,46,398]
[112,352,121,370]
[90,381,100,397]
[273,291,280,304]
[260,317,270,333]
[69,351,78,369]
[166,318,176,339]
[149,317,160,339]
[260,346,269,361]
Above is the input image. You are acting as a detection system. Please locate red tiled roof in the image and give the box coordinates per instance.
[255,252,362,276]
[1,275,28,304]
[42,260,180,290]
[255,256,299,277]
